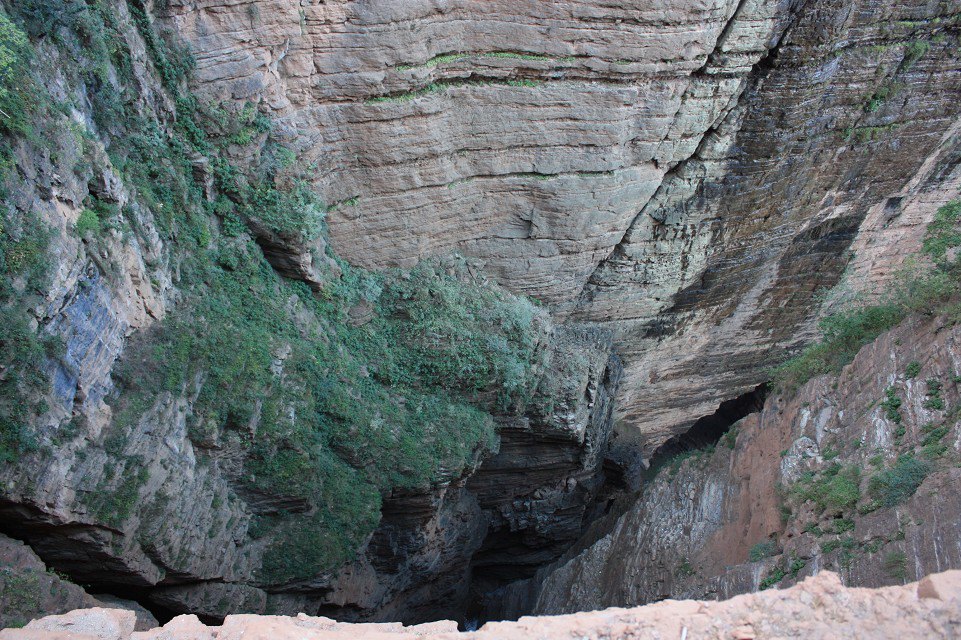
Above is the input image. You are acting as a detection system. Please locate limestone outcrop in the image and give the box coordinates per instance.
[160,0,961,451]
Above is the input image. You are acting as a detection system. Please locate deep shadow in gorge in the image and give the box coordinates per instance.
[463,383,771,625]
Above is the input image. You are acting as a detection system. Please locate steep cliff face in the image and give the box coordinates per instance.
[498,309,961,616]
[161,0,961,452]
[0,0,622,624]
[1,0,961,629]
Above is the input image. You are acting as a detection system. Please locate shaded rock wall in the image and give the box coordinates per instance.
[497,311,961,616]
[0,534,156,631]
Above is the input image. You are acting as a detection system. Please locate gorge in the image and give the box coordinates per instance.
[1,0,960,636]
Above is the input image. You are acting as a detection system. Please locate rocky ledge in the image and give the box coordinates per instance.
[3,570,960,640]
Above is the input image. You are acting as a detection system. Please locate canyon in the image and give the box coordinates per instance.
[0,0,960,635]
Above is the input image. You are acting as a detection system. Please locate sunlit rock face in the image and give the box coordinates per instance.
[164,0,961,451]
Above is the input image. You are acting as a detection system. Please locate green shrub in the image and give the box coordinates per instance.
[721,426,738,449]
[831,517,855,533]
[788,554,806,578]
[868,455,930,507]
[677,557,696,577]
[749,540,778,562]
[920,423,950,459]
[923,200,961,262]
[905,361,922,379]
[821,536,856,554]
[774,201,961,392]
[773,303,904,391]
[883,550,907,581]
[793,464,861,514]
[901,40,930,70]
[0,211,53,462]
[881,387,903,424]
[75,208,101,236]
[759,565,787,590]
[0,9,33,138]
[923,377,944,410]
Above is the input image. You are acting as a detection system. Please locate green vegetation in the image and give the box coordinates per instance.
[922,200,961,262]
[864,84,898,113]
[759,565,787,590]
[366,78,541,104]
[0,0,549,585]
[883,550,908,581]
[788,554,806,578]
[830,517,855,533]
[868,455,930,507]
[721,425,738,449]
[881,387,903,424]
[920,421,950,459]
[901,41,930,70]
[820,535,855,555]
[749,540,778,562]
[75,208,101,236]
[844,124,900,144]
[905,361,922,379]
[643,444,717,482]
[922,377,944,410]
[773,199,961,392]
[792,464,861,514]
[0,567,43,628]
[83,459,150,528]
[677,557,696,577]
[395,50,573,71]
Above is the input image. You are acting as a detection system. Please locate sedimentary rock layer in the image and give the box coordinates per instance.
[162,0,961,451]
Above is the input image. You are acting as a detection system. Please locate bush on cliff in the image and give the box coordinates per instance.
[773,199,961,392]
[0,0,544,584]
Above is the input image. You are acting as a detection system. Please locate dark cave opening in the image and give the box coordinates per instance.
[645,383,769,471]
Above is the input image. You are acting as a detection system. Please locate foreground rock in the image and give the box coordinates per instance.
[3,570,960,639]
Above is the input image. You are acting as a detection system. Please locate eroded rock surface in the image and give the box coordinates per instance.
[496,311,961,617]
[0,534,156,631]
[3,571,961,639]
[2,0,961,629]
[161,0,961,450]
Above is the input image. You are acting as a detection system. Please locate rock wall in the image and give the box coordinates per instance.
[0,0,622,625]
[0,534,156,631]
[2,0,961,628]
[162,0,961,452]
[497,310,961,616]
